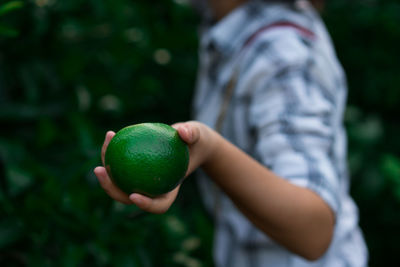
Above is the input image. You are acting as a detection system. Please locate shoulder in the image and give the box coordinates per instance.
[257,26,311,65]
[237,26,313,90]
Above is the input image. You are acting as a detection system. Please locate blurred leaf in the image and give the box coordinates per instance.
[0,1,23,16]
[0,24,18,37]
[0,219,24,249]
[382,154,400,201]
[6,165,33,196]
[61,244,86,267]
[36,118,58,148]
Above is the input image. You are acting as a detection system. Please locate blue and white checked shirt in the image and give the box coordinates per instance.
[192,1,368,266]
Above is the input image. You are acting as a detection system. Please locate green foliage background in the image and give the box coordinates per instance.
[0,0,399,266]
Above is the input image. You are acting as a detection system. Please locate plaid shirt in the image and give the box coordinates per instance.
[193,1,368,266]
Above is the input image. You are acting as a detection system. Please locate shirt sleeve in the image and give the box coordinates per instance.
[246,29,341,215]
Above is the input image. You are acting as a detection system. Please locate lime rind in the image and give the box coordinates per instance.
[105,123,189,197]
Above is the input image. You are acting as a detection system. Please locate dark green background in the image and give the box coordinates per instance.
[0,0,399,266]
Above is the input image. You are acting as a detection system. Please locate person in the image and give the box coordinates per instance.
[94,0,368,266]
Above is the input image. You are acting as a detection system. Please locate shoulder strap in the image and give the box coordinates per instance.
[214,21,315,133]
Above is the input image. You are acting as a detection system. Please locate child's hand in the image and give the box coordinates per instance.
[94,122,217,214]
[93,131,181,214]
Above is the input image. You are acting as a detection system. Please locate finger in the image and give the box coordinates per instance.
[129,194,155,212]
[187,122,201,143]
[173,123,200,145]
[171,122,187,139]
[171,122,183,129]
[94,166,131,204]
[129,185,180,214]
[101,131,116,166]
[173,122,202,177]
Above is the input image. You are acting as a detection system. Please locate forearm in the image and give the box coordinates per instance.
[202,131,335,260]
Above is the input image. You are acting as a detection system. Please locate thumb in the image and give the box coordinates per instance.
[172,122,200,145]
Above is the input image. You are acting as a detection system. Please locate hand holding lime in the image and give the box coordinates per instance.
[105,123,189,197]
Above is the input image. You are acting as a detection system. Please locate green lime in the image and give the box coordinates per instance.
[105,123,189,197]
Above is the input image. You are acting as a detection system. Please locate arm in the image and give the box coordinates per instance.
[94,122,334,260]
[191,123,335,261]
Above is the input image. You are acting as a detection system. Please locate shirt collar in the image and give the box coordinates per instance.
[201,1,255,56]
[200,1,312,57]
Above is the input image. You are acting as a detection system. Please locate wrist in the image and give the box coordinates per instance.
[182,121,223,175]
[199,125,222,168]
